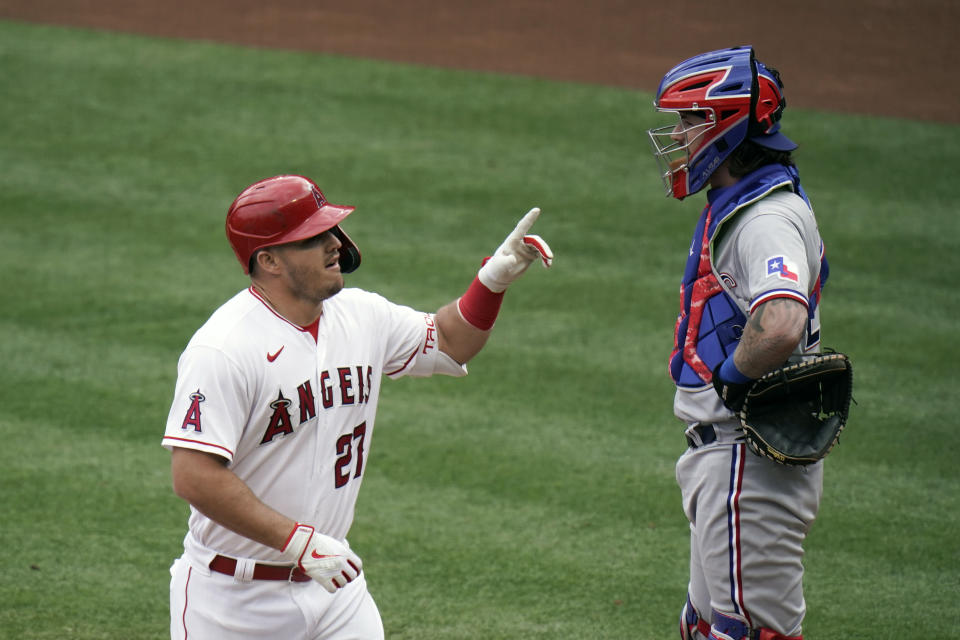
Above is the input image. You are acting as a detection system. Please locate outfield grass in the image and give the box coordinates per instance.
[1,20,958,639]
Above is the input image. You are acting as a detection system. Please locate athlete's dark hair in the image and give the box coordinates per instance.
[727,140,795,178]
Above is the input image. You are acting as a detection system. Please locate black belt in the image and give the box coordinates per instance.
[686,423,717,448]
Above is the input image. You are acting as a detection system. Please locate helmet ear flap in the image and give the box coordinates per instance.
[331,226,362,273]
[749,50,787,136]
[225,175,358,274]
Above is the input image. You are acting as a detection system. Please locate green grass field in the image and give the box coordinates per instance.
[1,19,958,639]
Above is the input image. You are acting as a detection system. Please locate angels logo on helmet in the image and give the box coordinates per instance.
[225,175,362,275]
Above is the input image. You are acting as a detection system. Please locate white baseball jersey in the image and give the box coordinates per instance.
[162,286,463,561]
[674,189,824,426]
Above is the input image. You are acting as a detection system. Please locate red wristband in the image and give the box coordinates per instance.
[457,276,504,330]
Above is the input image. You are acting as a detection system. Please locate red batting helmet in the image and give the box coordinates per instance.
[225,175,361,274]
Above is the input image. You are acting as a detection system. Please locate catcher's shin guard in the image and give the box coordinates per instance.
[755,629,802,640]
[679,595,710,639]
[680,596,804,640]
[711,609,803,640]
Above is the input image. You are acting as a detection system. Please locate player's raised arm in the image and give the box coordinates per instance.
[435,207,553,364]
[165,176,554,637]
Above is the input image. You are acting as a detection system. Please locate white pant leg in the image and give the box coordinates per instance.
[169,554,383,640]
[298,572,383,640]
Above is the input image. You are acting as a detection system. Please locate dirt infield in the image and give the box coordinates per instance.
[2,0,957,123]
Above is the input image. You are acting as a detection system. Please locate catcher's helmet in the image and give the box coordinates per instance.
[225,175,361,274]
[648,46,796,199]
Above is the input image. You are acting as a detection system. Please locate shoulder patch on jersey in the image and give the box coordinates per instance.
[180,390,205,432]
[719,272,737,289]
[765,255,799,282]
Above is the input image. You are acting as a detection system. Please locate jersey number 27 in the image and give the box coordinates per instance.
[334,422,367,488]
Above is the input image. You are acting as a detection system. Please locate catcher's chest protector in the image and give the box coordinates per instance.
[671,164,807,389]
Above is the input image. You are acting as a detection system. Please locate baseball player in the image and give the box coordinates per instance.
[646,47,829,639]
[162,174,552,639]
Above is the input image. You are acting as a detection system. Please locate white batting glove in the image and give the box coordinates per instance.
[477,207,554,293]
[281,523,362,593]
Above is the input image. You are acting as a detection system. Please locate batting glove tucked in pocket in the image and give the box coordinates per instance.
[281,523,362,593]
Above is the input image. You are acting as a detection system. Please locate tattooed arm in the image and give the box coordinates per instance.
[732,298,808,378]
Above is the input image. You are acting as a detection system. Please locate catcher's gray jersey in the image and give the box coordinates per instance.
[674,189,825,427]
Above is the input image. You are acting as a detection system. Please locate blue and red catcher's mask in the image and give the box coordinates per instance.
[648,46,797,199]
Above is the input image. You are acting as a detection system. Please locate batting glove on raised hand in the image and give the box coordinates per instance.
[478,207,553,293]
[281,523,362,593]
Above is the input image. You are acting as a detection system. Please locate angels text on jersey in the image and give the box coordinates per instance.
[178,363,374,487]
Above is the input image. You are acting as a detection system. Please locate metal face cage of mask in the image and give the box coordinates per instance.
[648,109,718,198]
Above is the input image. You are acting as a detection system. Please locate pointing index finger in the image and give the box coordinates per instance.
[513,207,541,237]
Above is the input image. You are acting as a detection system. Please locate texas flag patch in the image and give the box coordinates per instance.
[766,255,799,282]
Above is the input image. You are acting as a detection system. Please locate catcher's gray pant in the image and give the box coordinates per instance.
[676,423,823,638]
[170,553,384,639]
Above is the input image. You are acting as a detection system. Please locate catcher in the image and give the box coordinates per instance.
[646,47,852,639]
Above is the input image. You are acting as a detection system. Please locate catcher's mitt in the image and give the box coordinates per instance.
[738,352,853,465]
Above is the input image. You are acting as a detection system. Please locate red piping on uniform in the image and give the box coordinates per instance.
[748,290,809,314]
[182,565,192,639]
[163,436,234,458]
[248,287,311,333]
[385,345,420,377]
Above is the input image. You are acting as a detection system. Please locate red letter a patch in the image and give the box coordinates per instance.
[181,390,205,432]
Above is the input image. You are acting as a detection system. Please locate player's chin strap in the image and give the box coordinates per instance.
[680,598,802,640]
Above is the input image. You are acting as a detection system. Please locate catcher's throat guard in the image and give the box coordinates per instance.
[738,352,853,465]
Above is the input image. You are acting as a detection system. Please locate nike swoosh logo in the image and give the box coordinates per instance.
[311,550,335,559]
[267,346,284,362]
